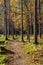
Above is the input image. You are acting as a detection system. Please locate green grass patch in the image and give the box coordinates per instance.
[25,43,36,54]
[0,35,13,42]
[25,41,42,54]
[0,55,8,63]
[0,55,8,65]
[0,35,5,41]
[0,39,10,65]
[8,35,13,40]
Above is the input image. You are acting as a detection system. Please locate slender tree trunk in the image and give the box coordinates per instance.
[12,21,15,39]
[31,24,33,35]
[31,12,33,35]
[21,1,24,41]
[39,23,41,38]
[4,0,8,40]
[27,23,30,42]
[7,0,10,38]
[27,3,31,42]
[27,15,30,42]
[34,0,38,44]
[39,0,41,38]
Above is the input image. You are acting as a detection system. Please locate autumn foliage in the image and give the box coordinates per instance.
[2,0,4,5]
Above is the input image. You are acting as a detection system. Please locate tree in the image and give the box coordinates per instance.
[34,0,38,44]
[39,0,41,38]
[11,19,15,39]
[4,0,8,40]
[21,0,24,41]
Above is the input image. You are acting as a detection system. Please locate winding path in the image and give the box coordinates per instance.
[7,40,26,65]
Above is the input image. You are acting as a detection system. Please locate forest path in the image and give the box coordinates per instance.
[6,40,43,65]
[7,40,26,65]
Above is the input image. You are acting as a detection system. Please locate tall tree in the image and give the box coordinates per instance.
[4,0,8,40]
[7,0,10,38]
[39,0,41,38]
[21,0,24,41]
[11,19,14,39]
[34,0,38,44]
[26,15,30,42]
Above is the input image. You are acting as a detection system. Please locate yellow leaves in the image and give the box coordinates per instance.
[2,0,4,5]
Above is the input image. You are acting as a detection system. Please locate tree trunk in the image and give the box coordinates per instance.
[39,0,41,38]
[7,0,10,38]
[39,23,41,38]
[34,0,38,44]
[21,1,24,42]
[12,22,15,39]
[4,0,8,40]
[27,23,30,42]
[27,15,30,42]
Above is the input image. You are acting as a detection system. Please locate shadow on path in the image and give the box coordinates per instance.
[0,47,15,55]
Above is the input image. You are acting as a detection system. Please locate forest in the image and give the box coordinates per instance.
[0,0,43,65]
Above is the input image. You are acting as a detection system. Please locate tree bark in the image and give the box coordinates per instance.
[21,1,24,42]
[27,15,30,42]
[34,0,38,44]
[4,0,8,40]
[39,0,41,38]
[11,20,15,39]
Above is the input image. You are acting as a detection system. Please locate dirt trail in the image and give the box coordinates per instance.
[7,41,26,65]
[7,40,43,65]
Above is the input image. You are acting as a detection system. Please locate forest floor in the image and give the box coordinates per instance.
[0,35,43,65]
[6,39,43,65]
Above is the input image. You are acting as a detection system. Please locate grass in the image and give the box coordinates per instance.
[8,35,13,40]
[25,42,43,65]
[0,35,10,65]
[23,36,43,65]
[0,34,14,41]
[23,36,43,54]
[0,55,8,65]
[25,43,36,54]
[0,35,5,41]
[24,42,42,54]
[0,48,9,65]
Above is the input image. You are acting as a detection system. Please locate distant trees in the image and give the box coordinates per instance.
[10,0,40,43]
[1,0,43,43]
